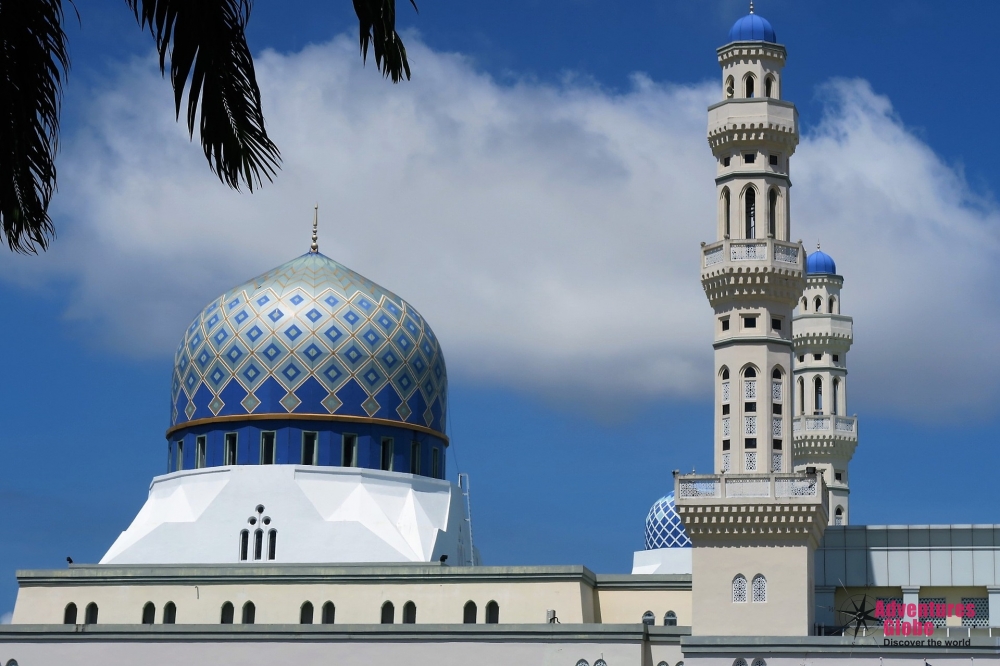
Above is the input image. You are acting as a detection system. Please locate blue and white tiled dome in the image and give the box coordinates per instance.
[171,252,447,435]
[644,492,692,550]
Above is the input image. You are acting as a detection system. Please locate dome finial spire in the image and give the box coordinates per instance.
[749,0,754,14]
[817,240,821,250]
[310,204,319,253]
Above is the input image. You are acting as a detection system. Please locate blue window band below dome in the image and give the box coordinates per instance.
[644,492,692,550]
[168,420,447,479]
[806,249,837,275]
[727,12,777,43]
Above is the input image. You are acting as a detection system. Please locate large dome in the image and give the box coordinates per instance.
[170,252,447,436]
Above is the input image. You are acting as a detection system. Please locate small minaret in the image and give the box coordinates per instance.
[791,246,857,525]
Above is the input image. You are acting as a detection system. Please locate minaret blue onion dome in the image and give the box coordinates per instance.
[806,247,837,275]
[167,245,449,477]
[727,5,777,43]
[644,492,692,550]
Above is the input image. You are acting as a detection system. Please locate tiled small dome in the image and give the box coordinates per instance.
[644,492,691,550]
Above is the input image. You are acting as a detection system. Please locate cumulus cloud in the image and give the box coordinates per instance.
[3,35,998,419]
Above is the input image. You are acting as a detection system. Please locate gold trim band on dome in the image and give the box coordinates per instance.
[166,413,448,443]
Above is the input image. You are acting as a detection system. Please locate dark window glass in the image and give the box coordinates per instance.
[773,439,782,450]
[722,368,730,380]
[768,189,777,236]
[743,316,756,329]
[772,368,781,379]
[410,442,421,475]
[769,154,778,166]
[744,402,756,413]
[300,602,314,624]
[195,435,206,469]
[664,610,677,626]
[722,404,730,415]
[772,403,782,415]
[381,602,395,624]
[302,432,317,465]
[722,440,730,451]
[142,602,155,625]
[63,603,77,624]
[431,448,441,479]
[798,355,805,363]
[744,153,756,164]
[835,472,843,482]
[225,433,237,465]
[380,438,394,471]
[403,601,417,624]
[745,188,756,238]
[642,611,655,625]
[744,368,757,378]
[242,602,255,624]
[813,353,822,361]
[176,441,184,472]
[253,529,263,560]
[221,602,234,624]
[163,602,176,624]
[745,76,755,98]
[239,530,249,561]
[322,601,336,624]
[721,318,730,331]
[485,601,499,624]
[84,603,99,624]
[260,431,275,464]
[342,434,357,467]
[723,156,731,167]
[267,529,277,560]
[771,317,781,330]
[745,438,757,449]
[463,601,477,624]
[833,355,839,362]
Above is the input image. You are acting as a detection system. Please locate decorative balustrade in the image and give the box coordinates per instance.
[701,239,803,268]
[774,476,818,498]
[725,477,770,498]
[731,242,767,261]
[705,246,724,267]
[676,473,822,501]
[792,415,857,436]
[774,244,799,263]
[679,478,721,498]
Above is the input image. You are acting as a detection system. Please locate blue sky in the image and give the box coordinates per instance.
[2,0,1000,618]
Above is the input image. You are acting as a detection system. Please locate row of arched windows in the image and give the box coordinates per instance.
[300,601,336,624]
[725,73,778,100]
[720,186,781,240]
[800,295,839,314]
[641,610,678,626]
[141,601,177,624]
[63,602,98,625]
[220,601,255,624]
[732,574,767,603]
[797,376,842,416]
[463,600,500,624]
[239,528,277,561]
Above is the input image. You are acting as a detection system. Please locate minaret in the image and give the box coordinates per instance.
[676,7,828,638]
[701,5,804,477]
[791,246,858,525]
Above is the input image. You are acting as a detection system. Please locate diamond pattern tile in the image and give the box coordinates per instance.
[171,252,447,434]
[644,492,692,550]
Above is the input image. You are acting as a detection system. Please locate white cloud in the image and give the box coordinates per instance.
[4,36,998,420]
[0,611,11,624]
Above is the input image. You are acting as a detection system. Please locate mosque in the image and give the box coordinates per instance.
[2,6,1000,666]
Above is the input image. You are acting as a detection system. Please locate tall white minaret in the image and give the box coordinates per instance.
[701,7,805,477]
[791,246,858,525]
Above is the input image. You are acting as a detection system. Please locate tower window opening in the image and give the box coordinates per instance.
[380,437,394,471]
[260,431,276,464]
[175,441,184,472]
[722,368,730,381]
[798,355,805,363]
[751,575,767,603]
[813,353,822,361]
[224,432,237,465]
[771,317,781,331]
[239,529,249,561]
[242,601,255,624]
[195,435,206,469]
[797,378,805,415]
[300,601,314,624]
[721,317,730,331]
[722,404,730,415]
[773,439,782,450]
[431,448,441,479]
[814,377,823,413]
[302,431,318,465]
[464,601,478,624]
[723,156,731,167]
[732,575,748,603]
[768,189,778,237]
[253,528,263,560]
[833,354,839,363]
[142,602,155,625]
[486,600,499,624]
[743,153,756,164]
[745,438,757,449]
[830,296,838,314]
[721,187,731,237]
[835,507,844,526]
[642,611,655,626]
[267,529,277,560]
[772,368,782,380]
[744,188,756,238]
[772,403,782,415]
[64,602,77,624]
[743,316,757,329]
[769,154,778,166]
[743,367,757,379]
[664,610,677,626]
[744,402,756,413]
[381,601,395,624]
[833,378,840,415]
[322,601,336,624]
[403,601,417,624]
[220,602,234,624]
[815,296,823,312]
[835,471,843,482]
[744,75,755,98]
[163,601,176,624]
[722,439,730,451]
[801,297,807,311]
[84,602,99,625]
[410,441,421,475]
[726,75,734,99]
[342,433,357,467]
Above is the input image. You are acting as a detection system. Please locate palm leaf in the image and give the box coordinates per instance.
[127,0,281,191]
[353,0,417,82]
[0,0,70,253]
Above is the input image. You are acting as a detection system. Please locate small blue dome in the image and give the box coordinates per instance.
[806,249,837,275]
[644,492,691,550]
[727,12,777,43]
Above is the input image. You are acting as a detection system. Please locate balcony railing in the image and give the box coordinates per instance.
[792,415,857,435]
[702,238,802,269]
[677,472,822,501]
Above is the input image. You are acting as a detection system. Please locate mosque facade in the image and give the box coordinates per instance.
[2,8,1000,666]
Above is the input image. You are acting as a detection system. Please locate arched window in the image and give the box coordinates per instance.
[725,75,734,99]
[84,602,99,625]
[664,610,677,626]
[765,75,774,98]
[801,297,807,311]
[797,377,805,415]
[242,601,255,625]
[253,529,263,560]
[732,575,747,603]
[835,506,844,526]
[744,188,756,239]
[239,529,249,562]
[772,368,781,380]
[267,529,277,560]
[142,602,155,624]
[381,601,395,624]
[641,610,655,625]
[163,602,176,624]
[829,296,837,314]
[814,377,823,413]
[814,296,823,312]
[832,378,840,415]
[220,602,234,624]
[63,602,77,624]
[744,367,756,378]
[322,601,336,624]
[751,574,767,603]
[485,601,499,624]
[744,74,755,98]
[752,659,767,666]
[464,601,478,624]
[300,601,314,624]
[403,601,417,624]
[721,188,731,237]
[721,367,730,380]
[768,189,778,237]
[733,660,748,666]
